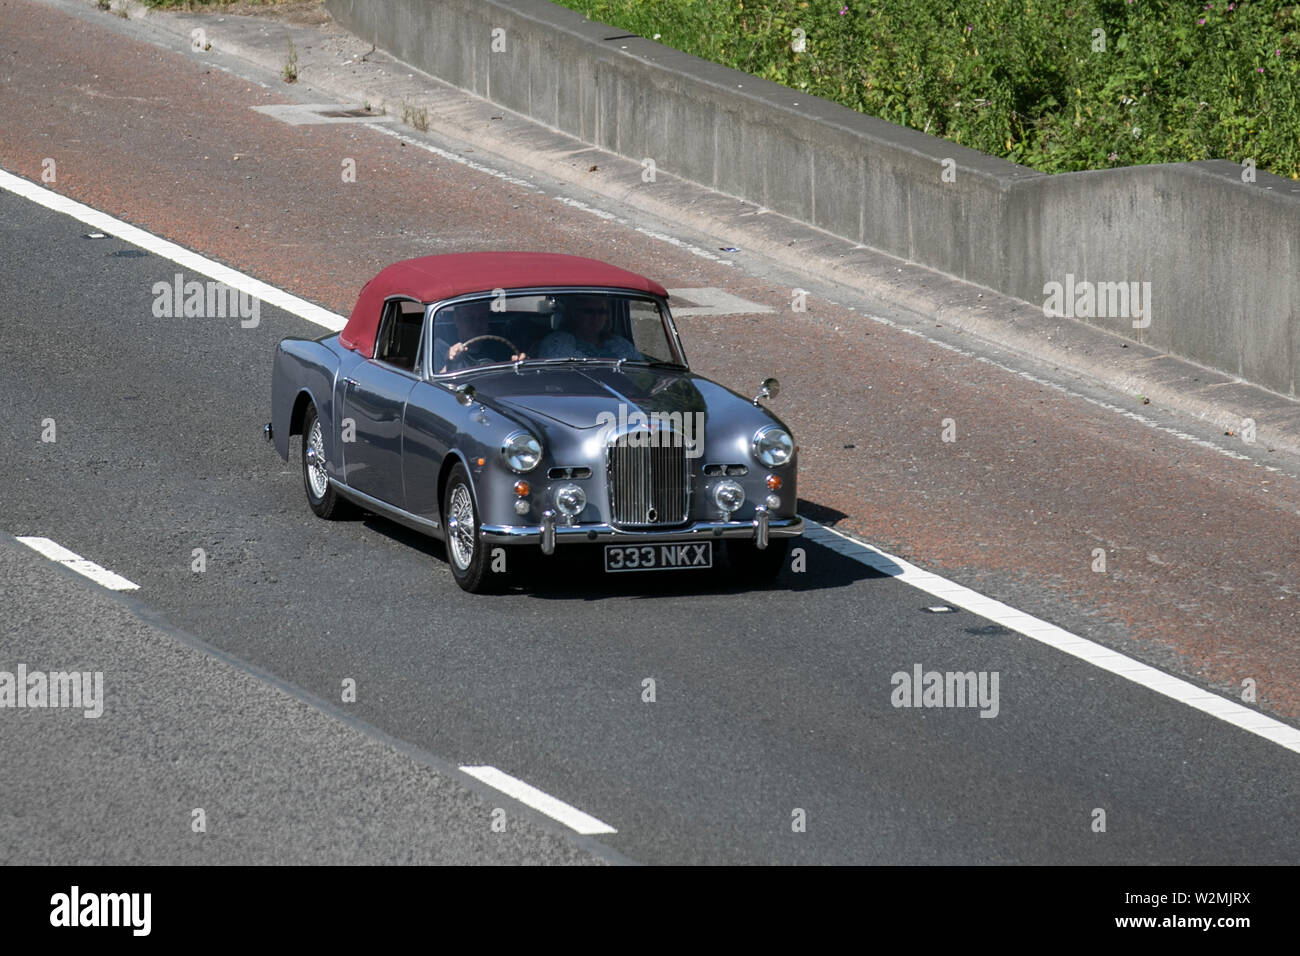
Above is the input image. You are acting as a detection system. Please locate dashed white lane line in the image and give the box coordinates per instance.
[802,520,1300,756]
[460,765,617,835]
[16,537,139,591]
[0,168,344,332]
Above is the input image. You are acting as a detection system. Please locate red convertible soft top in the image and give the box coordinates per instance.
[338,252,670,357]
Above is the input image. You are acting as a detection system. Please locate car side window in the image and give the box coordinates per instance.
[375,299,425,372]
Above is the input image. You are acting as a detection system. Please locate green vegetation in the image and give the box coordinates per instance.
[401,102,430,132]
[554,0,1300,178]
[283,37,298,82]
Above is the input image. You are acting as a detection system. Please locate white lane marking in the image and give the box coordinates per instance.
[365,122,546,192]
[667,288,774,316]
[801,520,1300,755]
[835,296,1279,471]
[556,195,619,221]
[968,352,1256,463]
[630,226,734,265]
[460,765,617,835]
[16,536,139,591]
[364,123,734,265]
[0,169,344,332]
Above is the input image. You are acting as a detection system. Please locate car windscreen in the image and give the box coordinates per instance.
[430,292,682,373]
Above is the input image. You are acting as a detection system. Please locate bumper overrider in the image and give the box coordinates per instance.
[480,510,804,556]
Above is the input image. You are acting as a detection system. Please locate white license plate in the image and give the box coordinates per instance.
[604,542,712,572]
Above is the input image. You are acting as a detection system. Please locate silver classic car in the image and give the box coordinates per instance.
[265,252,802,592]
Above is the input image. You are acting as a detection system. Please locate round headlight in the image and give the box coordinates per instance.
[753,426,794,467]
[713,479,745,514]
[502,431,542,472]
[554,483,586,516]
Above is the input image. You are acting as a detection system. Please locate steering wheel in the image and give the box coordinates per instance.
[460,334,521,355]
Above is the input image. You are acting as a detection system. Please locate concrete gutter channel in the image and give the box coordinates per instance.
[87,0,1300,461]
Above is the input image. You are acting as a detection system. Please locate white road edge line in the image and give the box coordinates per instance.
[6,167,1294,755]
[801,520,1300,756]
[16,536,139,591]
[0,169,345,332]
[363,123,736,265]
[460,765,617,835]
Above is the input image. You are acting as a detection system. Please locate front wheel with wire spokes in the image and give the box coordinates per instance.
[442,462,498,592]
[301,404,352,519]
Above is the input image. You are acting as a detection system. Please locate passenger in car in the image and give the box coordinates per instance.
[537,296,640,360]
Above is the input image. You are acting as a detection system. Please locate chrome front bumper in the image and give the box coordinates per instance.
[479,511,803,555]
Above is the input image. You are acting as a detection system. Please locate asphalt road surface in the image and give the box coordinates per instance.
[1,0,1298,865]
[2,193,1297,864]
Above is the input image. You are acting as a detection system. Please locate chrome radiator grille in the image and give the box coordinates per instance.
[607,433,688,526]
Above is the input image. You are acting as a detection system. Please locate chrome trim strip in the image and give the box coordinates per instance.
[329,479,443,537]
[478,516,803,546]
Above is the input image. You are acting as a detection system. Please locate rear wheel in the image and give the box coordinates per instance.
[301,404,352,519]
[726,538,790,583]
[442,463,498,593]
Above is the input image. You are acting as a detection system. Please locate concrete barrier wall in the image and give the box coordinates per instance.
[326,0,1300,397]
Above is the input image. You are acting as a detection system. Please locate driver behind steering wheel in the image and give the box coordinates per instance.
[435,301,526,373]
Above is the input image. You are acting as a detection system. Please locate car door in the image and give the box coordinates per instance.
[403,303,464,525]
[341,297,422,507]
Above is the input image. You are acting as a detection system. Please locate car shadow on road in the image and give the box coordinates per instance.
[358,500,885,599]
[517,538,885,601]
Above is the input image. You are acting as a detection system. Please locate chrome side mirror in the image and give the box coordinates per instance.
[452,383,476,406]
[752,377,780,405]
